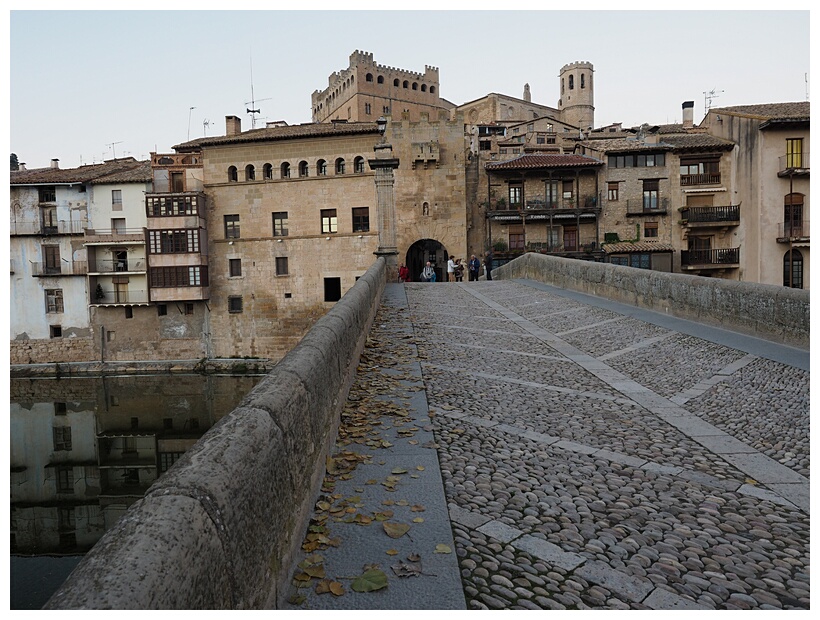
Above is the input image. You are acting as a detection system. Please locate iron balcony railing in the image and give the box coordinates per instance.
[680,204,740,224]
[680,173,721,187]
[88,259,147,273]
[9,220,88,235]
[30,261,89,276]
[777,220,810,240]
[778,152,810,172]
[680,247,740,266]
[526,238,600,253]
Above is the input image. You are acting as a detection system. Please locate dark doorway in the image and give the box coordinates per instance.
[406,239,448,283]
[324,277,342,301]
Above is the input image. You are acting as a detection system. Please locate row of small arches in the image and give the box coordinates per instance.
[316,73,437,113]
[227,157,367,182]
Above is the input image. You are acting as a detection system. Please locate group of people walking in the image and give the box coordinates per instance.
[399,252,493,283]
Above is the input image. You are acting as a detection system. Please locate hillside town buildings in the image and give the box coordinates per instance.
[10,51,810,365]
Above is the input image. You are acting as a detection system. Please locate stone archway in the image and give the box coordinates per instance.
[405,239,448,283]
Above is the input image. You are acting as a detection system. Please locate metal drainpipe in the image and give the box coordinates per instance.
[100,325,105,362]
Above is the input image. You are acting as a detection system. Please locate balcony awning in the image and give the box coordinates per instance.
[682,187,727,194]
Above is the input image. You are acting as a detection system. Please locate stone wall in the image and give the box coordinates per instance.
[45,258,388,610]
[493,252,809,348]
[10,337,96,365]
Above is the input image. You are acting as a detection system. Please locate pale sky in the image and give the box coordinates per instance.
[7,6,812,170]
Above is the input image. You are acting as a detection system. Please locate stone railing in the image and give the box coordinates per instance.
[45,258,388,609]
[492,253,809,349]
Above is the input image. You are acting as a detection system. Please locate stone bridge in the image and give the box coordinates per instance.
[46,255,810,610]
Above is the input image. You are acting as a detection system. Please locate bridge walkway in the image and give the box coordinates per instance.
[282,279,809,610]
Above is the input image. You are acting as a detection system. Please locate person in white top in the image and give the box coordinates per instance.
[447,255,456,282]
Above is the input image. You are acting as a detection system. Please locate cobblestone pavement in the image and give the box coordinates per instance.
[283,280,809,610]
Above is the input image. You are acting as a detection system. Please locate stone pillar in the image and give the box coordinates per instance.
[368,141,400,281]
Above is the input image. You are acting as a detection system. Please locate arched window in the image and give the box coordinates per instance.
[561,78,565,94]
[228,166,238,182]
[421,84,427,92]
[412,82,418,90]
[354,156,365,173]
[393,78,400,87]
[430,86,436,94]
[366,73,373,82]
[335,158,346,174]
[580,74,585,88]
[569,75,574,90]
[280,162,290,179]
[317,159,327,176]
[783,249,804,288]
[263,163,273,180]
[299,161,309,177]
[403,80,409,89]
[377,75,384,84]
[245,164,255,181]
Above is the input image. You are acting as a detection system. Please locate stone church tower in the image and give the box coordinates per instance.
[558,61,595,130]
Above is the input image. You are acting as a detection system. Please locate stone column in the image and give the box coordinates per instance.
[368,141,400,282]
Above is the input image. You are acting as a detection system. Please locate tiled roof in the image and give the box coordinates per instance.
[90,160,152,184]
[174,121,381,150]
[658,133,735,151]
[709,102,809,121]
[485,153,603,171]
[580,132,733,153]
[604,241,675,254]
[10,158,148,185]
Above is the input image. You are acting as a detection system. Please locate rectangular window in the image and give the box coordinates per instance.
[224,214,240,239]
[111,189,122,207]
[184,302,194,315]
[321,209,338,234]
[50,325,62,339]
[365,102,372,115]
[562,180,574,200]
[149,230,199,254]
[607,182,619,202]
[146,196,198,217]
[644,222,659,238]
[229,258,242,277]
[45,289,64,313]
[43,245,61,274]
[786,138,803,168]
[324,277,342,302]
[536,134,545,144]
[39,187,56,203]
[509,185,522,208]
[352,207,370,232]
[54,402,67,415]
[157,304,167,316]
[272,212,289,236]
[509,233,525,251]
[149,266,209,288]
[642,179,659,210]
[53,426,72,451]
[228,296,243,313]
[171,172,184,192]
[479,140,491,151]
[124,306,133,319]
[276,257,289,276]
[56,466,74,493]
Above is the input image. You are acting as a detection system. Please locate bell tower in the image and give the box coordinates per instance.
[558,61,595,130]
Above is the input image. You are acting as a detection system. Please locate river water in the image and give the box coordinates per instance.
[9,373,263,609]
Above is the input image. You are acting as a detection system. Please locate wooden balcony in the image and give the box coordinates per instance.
[778,152,809,177]
[84,228,146,244]
[9,220,87,236]
[777,220,810,244]
[625,197,670,215]
[30,261,88,277]
[680,173,721,186]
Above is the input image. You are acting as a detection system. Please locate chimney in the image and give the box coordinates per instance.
[682,101,695,129]
[18,163,26,171]
[50,158,60,169]
[523,83,531,103]
[225,115,242,136]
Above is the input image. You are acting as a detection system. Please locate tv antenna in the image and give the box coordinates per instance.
[203,119,211,136]
[246,52,271,129]
[188,106,197,140]
[106,141,123,160]
[703,88,724,113]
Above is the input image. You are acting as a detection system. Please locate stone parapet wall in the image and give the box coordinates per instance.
[45,258,388,610]
[494,253,809,349]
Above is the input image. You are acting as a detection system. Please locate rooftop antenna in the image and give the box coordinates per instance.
[106,141,123,160]
[203,119,211,136]
[806,73,810,101]
[703,88,724,114]
[188,106,197,140]
[245,51,271,129]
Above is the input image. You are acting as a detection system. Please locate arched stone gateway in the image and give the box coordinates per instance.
[405,239,448,283]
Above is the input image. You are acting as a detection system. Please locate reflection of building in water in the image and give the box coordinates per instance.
[9,375,260,555]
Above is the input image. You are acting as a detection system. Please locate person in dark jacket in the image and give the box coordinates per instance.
[483,251,493,281]
[468,254,480,281]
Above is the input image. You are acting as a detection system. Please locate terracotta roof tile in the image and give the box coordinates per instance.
[175,121,381,150]
[709,102,809,121]
[10,158,147,185]
[604,241,675,253]
[485,153,603,171]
